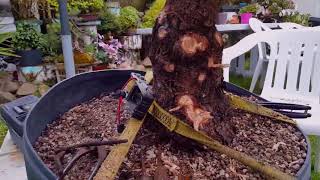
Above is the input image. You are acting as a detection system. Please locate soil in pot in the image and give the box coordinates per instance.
[34,92,307,180]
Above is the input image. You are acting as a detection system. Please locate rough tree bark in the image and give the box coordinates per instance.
[149,0,234,143]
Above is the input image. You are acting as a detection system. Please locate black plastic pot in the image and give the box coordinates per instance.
[1,70,311,180]
[17,49,43,67]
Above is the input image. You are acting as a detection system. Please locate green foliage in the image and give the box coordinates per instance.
[283,12,310,26]
[141,0,166,28]
[12,23,43,51]
[48,0,104,14]
[0,116,8,146]
[40,22,62,56]
[0,32,17,57]
[118,6,140,31]
[47,22,61,34]
[99,10,122,33]
[239,4,259,14]
[257,0,295,15]
[95,50,109,64]
[84,44,96,54]
[99,6,140,33]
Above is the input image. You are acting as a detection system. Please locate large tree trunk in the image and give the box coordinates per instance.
[149,0,234,143]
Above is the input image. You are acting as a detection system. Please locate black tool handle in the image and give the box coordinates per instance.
[273,110,312,119]
[258,102,311,111]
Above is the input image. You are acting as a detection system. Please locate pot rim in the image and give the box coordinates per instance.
[22,70,312,179]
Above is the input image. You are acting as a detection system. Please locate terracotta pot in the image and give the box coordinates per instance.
[78,14,99,22]
[93,64,109,71]
[241,13,253,24]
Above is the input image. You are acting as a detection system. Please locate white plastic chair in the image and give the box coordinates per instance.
[248,18,272,92]
[223,29,320,171]
[223,29,320,134]
[247,19,308,92]
[247,19,313,93]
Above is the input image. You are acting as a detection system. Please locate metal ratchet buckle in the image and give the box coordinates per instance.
[130,73,154,120]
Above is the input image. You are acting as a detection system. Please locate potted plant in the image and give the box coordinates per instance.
[47,0,104,21]
[118,6,141,35]
[256,0,295,23]
[75,0,105,21]
[12,23,43,67]
[282,12,310,26]
[99,9,122,35]
[94,34,125,70]
[239,3,259,24]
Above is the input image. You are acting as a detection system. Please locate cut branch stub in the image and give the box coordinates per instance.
[214,32,224,48]
[179,33,209,56]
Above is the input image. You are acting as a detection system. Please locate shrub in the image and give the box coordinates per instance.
[118,6,140,32]
[12,23,42,51]
[141,0,166,28]
[99,10,122,34]
[257,0,295,15]
[283,12,310,26]
[239,4,259,14]
[41,22,62,56]
[47,0,104,14]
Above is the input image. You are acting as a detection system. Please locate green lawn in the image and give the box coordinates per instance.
[0,115,8,145]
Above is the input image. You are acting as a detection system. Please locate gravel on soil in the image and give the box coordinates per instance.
[34,94,308,180]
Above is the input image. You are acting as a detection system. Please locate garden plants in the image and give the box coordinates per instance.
[30,0,310,179]
[239,4,258,24]
[118,6,141,33]
[141,0,166,28]
[47,0,104,16]
[0,32,17,57]
[12,23,43,66]
[99,9,122,34]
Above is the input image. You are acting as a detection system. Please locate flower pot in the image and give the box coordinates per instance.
[10,70,311,180]
[241,13,253,24]
[17,49,43,67]
[93,64,109,71]
[78,14,99,22]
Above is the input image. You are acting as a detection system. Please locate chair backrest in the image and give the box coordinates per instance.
[278,22,305,29]
[249,18,271,60]
[249,18,272,32]
[223,29,320,104]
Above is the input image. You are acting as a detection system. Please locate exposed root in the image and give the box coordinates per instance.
[208,56,230,69]
[170,95,213,131]
[161,153,180,176]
